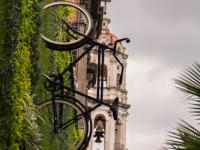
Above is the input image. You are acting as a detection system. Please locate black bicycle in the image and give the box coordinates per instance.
[38,2,130,150]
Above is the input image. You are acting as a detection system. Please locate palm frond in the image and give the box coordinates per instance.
[164,120,200,150]
[163,63,200,149]
[174,63,200,119]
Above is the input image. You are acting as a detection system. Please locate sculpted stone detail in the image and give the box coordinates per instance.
[87,15,129,150]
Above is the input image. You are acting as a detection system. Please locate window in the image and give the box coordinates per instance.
[94,115,106,130]
[87,63,97,88]
[95,65,107,87]
[116,73,121,88]
[87,63,108,88]
[93,115,106,149]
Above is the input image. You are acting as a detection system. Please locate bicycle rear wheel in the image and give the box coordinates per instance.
[41,1,93,51]
[38,99,89,150]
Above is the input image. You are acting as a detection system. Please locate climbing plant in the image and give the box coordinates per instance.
[0,0,79,149]
[38,1,80,149]
[0,0,41,149]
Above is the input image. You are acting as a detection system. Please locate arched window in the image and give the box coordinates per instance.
[87,63,97,88]
[87,63,108,88]
[116,73,121,88]
[100,64,107,87]
[93,115,106,149]
[94,115,106,130]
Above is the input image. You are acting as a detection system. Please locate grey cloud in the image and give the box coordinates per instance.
[138,0,200,23]
[107,0,200,149]
[108,0,200,66]
[126,59,193,149]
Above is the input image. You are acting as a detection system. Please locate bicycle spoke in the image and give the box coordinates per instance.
[40,2,93,50]
[58,103,64,125]
[38,99,89,149]
[61,112,85,129]
[62,18,83,38]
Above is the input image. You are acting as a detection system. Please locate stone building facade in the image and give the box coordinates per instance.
[86,15,130,150]
[71,0,104,105]
[71,0,129,149]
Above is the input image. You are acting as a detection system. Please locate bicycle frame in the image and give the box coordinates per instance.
[44,36,129,129]
[41,7,130,148]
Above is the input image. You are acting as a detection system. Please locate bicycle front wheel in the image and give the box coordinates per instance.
[38,99,89,150]
[41,1,93,50]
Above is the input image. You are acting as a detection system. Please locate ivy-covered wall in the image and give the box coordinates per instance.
[37,1,79,149]
[0,0,80,149]
[0,0,41,149]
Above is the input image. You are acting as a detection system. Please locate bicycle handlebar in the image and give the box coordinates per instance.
[113,38,130,54]
[112,38,130,85]
[58,19,130,85]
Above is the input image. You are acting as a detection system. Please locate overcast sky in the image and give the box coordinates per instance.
[107,0,200,149]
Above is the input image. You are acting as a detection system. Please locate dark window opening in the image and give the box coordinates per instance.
[116,73,121,88]
[87,63,108,88]
[94,115,106,130]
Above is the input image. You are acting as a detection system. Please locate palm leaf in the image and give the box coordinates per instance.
[163,63,200,149]
[174,63,200,119]
[163,120,200,150]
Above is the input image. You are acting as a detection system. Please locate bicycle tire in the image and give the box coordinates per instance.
[38,99,90,150]
[41,1,93,51]
[68,96,93,150]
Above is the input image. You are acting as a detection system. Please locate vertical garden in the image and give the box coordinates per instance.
[0,0,41,149]
[0,0,77,149]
